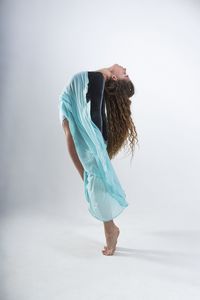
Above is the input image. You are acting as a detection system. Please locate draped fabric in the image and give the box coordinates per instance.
[58,71,128,221]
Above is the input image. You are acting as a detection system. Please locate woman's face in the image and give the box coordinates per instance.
[111,64,130,81]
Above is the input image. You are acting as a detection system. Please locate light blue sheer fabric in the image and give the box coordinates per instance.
[58,71,128,221]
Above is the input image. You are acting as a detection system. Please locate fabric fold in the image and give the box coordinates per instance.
[58,71,128,221]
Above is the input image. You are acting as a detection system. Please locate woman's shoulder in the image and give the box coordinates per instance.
[87,71,105,83]
[68,71,88,85]
[71,70,105,79]
[72,70,87,79]
[69,70,105,86]
[88,70,104,77]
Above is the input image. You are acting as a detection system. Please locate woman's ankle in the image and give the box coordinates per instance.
[103,221,119,234]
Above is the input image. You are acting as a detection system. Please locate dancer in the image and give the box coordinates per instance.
[58,64,138,255]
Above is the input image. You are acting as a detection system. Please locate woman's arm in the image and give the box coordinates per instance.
[86,72,106,140]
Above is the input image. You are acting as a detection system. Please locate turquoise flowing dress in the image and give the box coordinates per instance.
[58,71,128,221]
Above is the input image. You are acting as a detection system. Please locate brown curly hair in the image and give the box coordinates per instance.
[104,78,139,161]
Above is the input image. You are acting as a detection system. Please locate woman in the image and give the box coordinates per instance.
[58,64,138,255]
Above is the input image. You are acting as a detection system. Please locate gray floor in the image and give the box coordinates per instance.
[1,208,200,300]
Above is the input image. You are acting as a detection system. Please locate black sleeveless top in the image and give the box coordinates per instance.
[86,71,107,142]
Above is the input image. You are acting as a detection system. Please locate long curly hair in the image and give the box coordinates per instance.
[104,78,139,161]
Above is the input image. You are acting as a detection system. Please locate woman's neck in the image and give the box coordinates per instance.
[95,68,112,81]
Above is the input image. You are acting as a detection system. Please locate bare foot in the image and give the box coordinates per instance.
[102,226,120,256]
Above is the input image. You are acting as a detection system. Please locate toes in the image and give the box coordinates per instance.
[102,247,115,255]
[102,249,107,255]
[106,250,111,255]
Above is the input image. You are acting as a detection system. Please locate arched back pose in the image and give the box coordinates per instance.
[58,64,138,255]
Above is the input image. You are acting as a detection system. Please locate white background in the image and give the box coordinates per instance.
[1,0,200,299]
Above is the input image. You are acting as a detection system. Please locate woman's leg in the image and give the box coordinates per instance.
[62,118,84,180]
[62,118,119,255]
[102,220,120,256]
[103,220,118,233]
